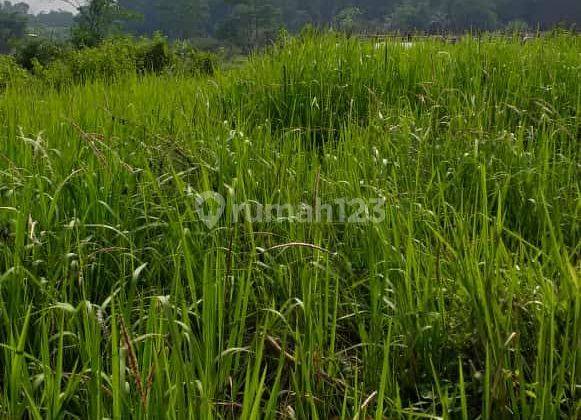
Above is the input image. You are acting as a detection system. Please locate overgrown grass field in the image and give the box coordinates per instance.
[0,34,579,418]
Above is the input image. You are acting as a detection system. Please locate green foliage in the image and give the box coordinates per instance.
[114,0,580,42]
[0,34,579,418]
[14,37,66,71]
[388,1,433,31]
[25,35,217,86]
[0,0,578,56]
[172,40,216,75]
[119,0,211,39]
[449,0,499,30]
[333,6,363,34]
[136,32,172,73]
[72,0,127,48]
[40,36,138,85]
[155,0,210,39]
[0,1,28,53]
[504,19,530,34]
[216,0,281,50]
[28,10,76,40]
[0,54,27,91]
[0,35,218,91]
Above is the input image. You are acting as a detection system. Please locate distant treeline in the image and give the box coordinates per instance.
[1,0,579,54]
[119,0,581,42]
[119,0,581,48]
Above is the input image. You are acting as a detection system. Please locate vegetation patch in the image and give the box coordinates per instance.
[0,32,579,419]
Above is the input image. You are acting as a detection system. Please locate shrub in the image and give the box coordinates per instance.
[61,37,135,83]
[0,55,28,91]
[14,37,66,71]
[36,35,217,86]
[172,40,216,76]
[504,19,530,34]
[135,33,172,74]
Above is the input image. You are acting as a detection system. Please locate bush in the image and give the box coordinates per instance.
[14,37,66,71]
[55,37,135,83]
[0,55,28,91]
[172,40,215,76]
[37,35,217,86]
[0,34,218,90]
[136,33,172,74]
[504,19,530,34]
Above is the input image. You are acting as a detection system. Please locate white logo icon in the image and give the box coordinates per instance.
[194,191,226,228]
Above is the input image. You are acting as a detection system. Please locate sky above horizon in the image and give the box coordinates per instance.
[23,0,77,13]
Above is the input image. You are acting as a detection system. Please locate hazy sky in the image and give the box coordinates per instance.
[24,0,77,13]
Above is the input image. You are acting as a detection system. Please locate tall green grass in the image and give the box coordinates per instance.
[0,33,579,418]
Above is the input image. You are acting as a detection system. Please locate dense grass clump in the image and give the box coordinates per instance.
[0,33,579,419]
[0,55,28,92]
[7,35,216,89]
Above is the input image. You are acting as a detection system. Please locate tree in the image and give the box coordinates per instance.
[117,0,211,39]
[0,1,29,53]
[49,0,579,48]
[30,10,76,40]
[334,6,363,34]
[448,0,498,31]
[217,0,281,49]
[388,1,431,31]
[71,0,125,47]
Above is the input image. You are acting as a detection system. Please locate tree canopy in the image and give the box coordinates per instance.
[1,0,580,53]
[0,1,29,53]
